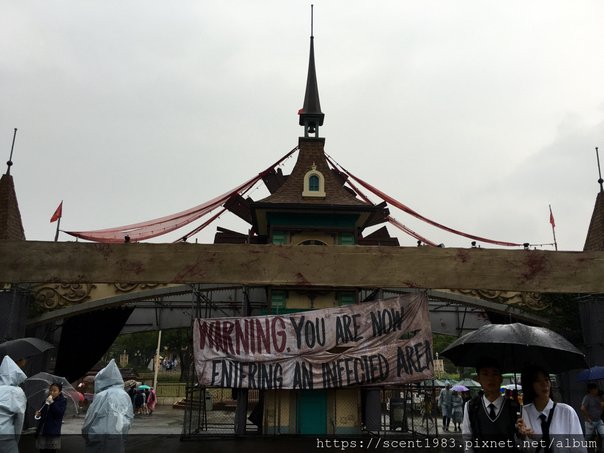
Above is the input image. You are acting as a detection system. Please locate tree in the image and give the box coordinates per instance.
[108,326,193,382]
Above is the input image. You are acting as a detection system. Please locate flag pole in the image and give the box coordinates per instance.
[54,216,61,242]
[549,204,557,251]
[6,128,17,175]
[51,201,63,241]
[153,329,162,391]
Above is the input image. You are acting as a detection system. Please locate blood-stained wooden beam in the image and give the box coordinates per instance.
[1,240,604,293]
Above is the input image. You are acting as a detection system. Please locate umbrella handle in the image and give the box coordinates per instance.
[33,401,50,420]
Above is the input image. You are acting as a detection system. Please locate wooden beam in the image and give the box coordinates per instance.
[1,241,604,293]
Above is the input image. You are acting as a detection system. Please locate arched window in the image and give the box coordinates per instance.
[298,239,327,246]
[302,163,326,198]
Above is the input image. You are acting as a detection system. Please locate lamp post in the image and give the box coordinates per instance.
[134,350,141,368]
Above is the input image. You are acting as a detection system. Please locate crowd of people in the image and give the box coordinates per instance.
[126,384,157,416]
[4,348,604,453]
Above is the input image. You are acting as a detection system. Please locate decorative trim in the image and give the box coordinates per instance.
[452,289,550,311]
[32,283,96,312]
[113,283,160,293]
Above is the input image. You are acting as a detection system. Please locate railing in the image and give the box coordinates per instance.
[155,382,187,398]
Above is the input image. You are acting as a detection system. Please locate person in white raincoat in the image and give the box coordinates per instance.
[81,359,133,453]
[0,356,27,453]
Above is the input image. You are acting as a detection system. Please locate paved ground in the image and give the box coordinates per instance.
[18,405,462,452]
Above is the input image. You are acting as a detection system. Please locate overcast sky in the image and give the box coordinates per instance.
[2,1,603,251]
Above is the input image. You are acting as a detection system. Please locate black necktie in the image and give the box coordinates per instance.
[540,414,551,453]
[488,403,496,419]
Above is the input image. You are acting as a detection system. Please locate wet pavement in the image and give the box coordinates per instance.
[18,405,462,452]
[18,406,319,453]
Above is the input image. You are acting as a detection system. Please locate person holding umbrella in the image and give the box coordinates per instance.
[34,382,67,453]
[517,365,585,453]
[461,357,520,453]
[451,390,464,432]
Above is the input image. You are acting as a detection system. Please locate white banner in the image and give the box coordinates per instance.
[193,293,433,389]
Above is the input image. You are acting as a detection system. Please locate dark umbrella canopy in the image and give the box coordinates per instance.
[0,337,54,361]
[441,323,586,373]
[576,366,604,382]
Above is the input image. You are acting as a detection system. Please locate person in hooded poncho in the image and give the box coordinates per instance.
[81,359,133,453]
[0,356,27,453]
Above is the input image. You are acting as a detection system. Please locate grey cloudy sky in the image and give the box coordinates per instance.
[2,1,603,250]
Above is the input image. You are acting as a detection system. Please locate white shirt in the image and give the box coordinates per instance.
[520,399,586,453]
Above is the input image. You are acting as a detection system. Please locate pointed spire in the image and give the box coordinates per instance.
[584,147,604,251]
[299,5,324,138]
[0,173,26,241]
[5,128,17,176]
[596,147,603,193]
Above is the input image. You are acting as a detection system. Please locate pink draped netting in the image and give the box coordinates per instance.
[325,154,521,247]
[65,146,298,243]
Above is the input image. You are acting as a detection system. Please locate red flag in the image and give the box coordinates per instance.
[549,205,555,228]
[50,201,63,223]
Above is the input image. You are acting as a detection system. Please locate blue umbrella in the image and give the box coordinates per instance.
[576,366,604,382]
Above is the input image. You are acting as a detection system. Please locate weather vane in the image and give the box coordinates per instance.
[6,128,17,176]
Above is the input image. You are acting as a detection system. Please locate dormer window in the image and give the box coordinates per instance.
[302,162,326,198]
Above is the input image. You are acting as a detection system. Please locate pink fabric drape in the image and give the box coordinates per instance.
[325,154,521,247]
[66,146,298,243]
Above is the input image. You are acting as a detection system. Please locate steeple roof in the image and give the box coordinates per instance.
[246,11,391,239]
[583,191,604,251]
[0,173,26,241]
[298,33,324,137]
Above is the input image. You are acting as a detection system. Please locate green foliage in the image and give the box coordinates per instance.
[106,327,193,382]
[539,293,583,344]
[432,333,459,375]
[432,333,456,355]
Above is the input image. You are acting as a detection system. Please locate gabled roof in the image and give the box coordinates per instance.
[255,137,369,207]
[251,138,386,238]
[0,174,25,241]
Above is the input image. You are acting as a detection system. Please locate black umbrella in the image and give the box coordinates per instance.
[440,323,586,373]
[0,337,54,360]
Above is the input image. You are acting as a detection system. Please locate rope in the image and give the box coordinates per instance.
[325,153,522,247]
[66,146,299,243]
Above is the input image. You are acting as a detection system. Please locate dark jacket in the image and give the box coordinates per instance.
[36,393,67,437]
